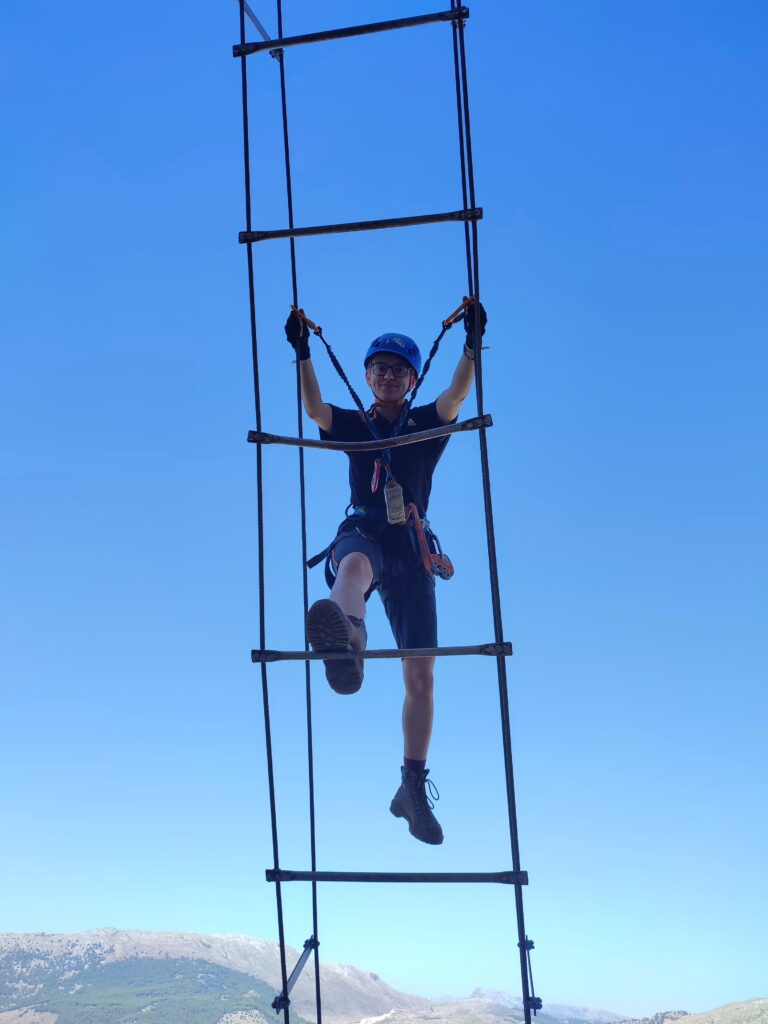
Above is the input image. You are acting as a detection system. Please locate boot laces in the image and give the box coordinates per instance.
[412,771,440,813]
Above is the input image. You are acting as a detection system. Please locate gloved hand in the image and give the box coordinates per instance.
[285,308,311,361]
[463,298,487,350]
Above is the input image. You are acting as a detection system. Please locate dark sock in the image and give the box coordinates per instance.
[403,757,426,774]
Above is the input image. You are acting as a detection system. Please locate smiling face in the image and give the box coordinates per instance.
[365,353,417,404]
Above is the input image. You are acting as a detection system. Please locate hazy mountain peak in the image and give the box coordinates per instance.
[468,989,627,1022]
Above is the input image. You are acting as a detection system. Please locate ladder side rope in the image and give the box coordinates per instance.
[274,0,323,1018]
[238,2,292,1020]
[450,4,536,1019]
[457,0,527,885]
[450,0,473,296]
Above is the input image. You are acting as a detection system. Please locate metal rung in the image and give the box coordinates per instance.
[248,414,491,452]
[239,207,482,243]
[267,869,528,885]
[252,642,512,663]
[233,7,470,57]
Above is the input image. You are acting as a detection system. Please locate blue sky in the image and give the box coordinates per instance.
[1,0,766,1018]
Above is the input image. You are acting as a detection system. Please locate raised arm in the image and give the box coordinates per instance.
[299,357,332,431]
[285,309,332,432]
[436,347,475,424]
[435,299,487,424]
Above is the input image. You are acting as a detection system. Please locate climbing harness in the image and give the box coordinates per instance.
[308,503,454,590]
[234,2,539,1022]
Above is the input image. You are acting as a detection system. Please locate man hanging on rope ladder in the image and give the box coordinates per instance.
[285,300,486,845]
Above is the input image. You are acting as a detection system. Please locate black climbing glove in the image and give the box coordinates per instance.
[463,298,487,350]
[285,309,311,361]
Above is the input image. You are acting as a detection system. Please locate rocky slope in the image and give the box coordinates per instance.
[663,1003,768,1024]
[1,930,764,1024]
[0,1013,58,1024]
[0,929,425,1024]
[468,990,626,1023]
[355,999,768,1024]
[616,1012,689,1024]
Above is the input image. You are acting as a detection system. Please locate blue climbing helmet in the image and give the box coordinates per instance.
[364,333,422,376]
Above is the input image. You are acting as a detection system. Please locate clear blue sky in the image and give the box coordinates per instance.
[1,1,766,1018]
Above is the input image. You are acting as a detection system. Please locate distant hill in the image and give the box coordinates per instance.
[615,1011,689,1024]
[468,990,626,1023]
[0,930,764,1024]
[0,929,426,1024]
[357,998,575,1024]
[357,999,768,1024]
[625,1003,768,1024]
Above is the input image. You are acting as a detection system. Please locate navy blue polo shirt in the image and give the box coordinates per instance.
[320,401,452,519]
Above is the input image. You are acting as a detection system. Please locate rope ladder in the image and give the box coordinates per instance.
[233,3,540,1021]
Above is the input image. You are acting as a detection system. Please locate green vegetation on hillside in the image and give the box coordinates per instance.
[0,955,311,1024]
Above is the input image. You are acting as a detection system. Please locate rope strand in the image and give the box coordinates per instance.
[237,3,291,1020]
[451,10,534,1020]
[275,0,323,1017]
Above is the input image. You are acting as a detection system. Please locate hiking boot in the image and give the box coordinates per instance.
[306,598,367,695]
[390,767,444,845]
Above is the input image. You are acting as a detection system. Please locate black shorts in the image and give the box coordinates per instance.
[332,527,437,651]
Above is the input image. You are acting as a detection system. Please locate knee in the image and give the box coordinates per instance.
[337,551,373,587]
[404,662,434,699]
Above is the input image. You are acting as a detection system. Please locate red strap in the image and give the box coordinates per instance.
[371,458,382,493]
[404,503,434,575]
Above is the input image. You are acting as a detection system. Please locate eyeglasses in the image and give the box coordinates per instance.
[369,361,411,380]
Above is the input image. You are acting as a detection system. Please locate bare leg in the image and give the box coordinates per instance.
[391,655,443,844]
[330,552,373,620]
[307,551,372,696]
[402,656,435,761]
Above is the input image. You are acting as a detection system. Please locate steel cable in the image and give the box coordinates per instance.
[450,4,534,1019]
[274,0,323,1017]
[238,1,291,1019]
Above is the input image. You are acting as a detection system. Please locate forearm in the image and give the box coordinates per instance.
[436,349,475,422]
[299,358,332,429]
[449,348,476,401]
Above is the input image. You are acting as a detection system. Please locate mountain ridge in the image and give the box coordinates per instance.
[0,929,425,1024]
[1,930,765,1024]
